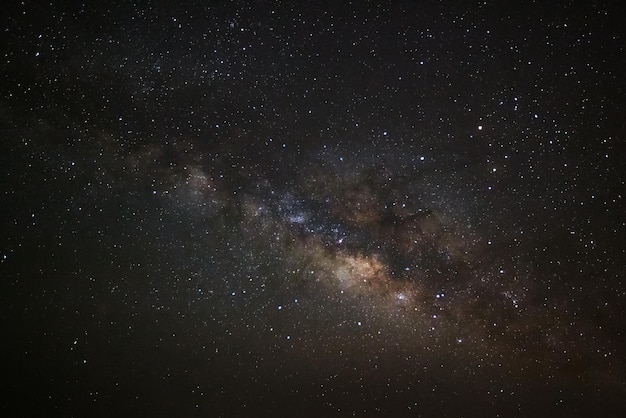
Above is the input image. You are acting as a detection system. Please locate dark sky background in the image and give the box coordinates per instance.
[1,1,625,417]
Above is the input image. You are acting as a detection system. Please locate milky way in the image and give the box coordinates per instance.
[145,140,621,377]
[2,1,625,417]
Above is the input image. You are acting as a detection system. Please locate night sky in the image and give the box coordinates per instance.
[2,1,626,417]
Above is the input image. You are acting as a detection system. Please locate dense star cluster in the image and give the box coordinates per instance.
[2,1,625,417]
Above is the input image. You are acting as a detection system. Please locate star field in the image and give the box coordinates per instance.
[1,1,625,417]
